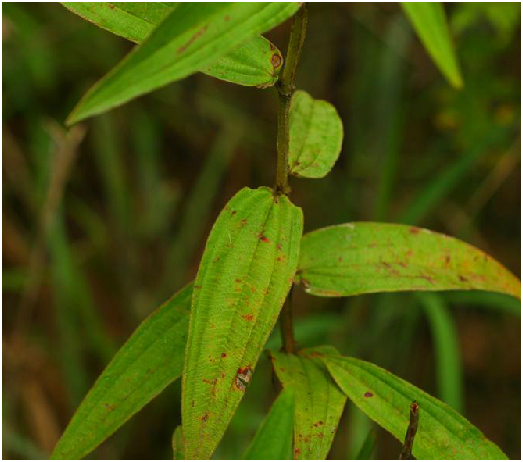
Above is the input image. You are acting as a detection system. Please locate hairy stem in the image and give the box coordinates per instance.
[275,4,308,195]
[277,5,308,354]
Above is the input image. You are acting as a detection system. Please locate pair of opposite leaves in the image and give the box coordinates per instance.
[51,185,519,460]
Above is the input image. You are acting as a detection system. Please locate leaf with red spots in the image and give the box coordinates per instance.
[243,388,295,460]
[182,187,303,459]
[298,222,520,299]
[66,3,299,124]
[51,283,192,460]
[319,352,507,460]
[270,346,346,460]
[62,3,284,88]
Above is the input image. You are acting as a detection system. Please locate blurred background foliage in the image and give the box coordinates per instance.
[2,3,521,459]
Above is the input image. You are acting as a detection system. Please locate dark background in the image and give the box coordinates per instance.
[3,3,521,459]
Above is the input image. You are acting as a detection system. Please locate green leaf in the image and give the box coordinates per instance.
[270,346,347,460]
[401,2,463,88]
[51,283,192,460]
[67,3,298,124]
[172,426,185,460]
[353,429,377,460]
[243,388,295,460]
[203,36,282,88]
[297,222,520,299]
[320,354,507,460]
[62,2,283,88]
[417,293,463,412]
[288,90,343,178]
[182,187,303,459]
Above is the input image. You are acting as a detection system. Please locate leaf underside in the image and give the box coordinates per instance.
[50,283,192,460]
[298,222,520,299]
[319,352,507,460]
[67,3,298,124]
[288,90,343,178]
[243,388,295,460]
[270,346,347,460]
[182,187,303,459]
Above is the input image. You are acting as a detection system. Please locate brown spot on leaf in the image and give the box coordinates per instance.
[410,227,420,235]
[459,275,468,283]
[235,278,241,283]
[231,210,237,215]
[364,391,374,398]
[224,14,230,21]
[221,353,227,358]
[260,235,270,243]
[177,24,209,54]
[201,413,209,422]
[271,53,282,69]
[242,314,254,321]
[277,244,282,251]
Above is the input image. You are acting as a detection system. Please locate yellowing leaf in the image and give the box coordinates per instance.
[67,3,298,124]
[270,346,346,460]
[298,222,520,299]
[319,353,507,460]
[288,90,343,178]
[62,2,283,88]
[243,388,295,460]
[51,284,192,460]
[401,2,463,88]
[182,187,303,459]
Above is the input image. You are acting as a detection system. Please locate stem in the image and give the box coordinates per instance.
[280,287,296,353]
[275,4,308,195]
[277,6,308,353]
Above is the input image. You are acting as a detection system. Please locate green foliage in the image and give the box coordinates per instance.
[243,388,295,460]
[182,187,303,459]
[418,293,463,411]
[401,2,463,88]
[8,4,517,460]
[62,3,283,88]
[67,3,298,123]
[270,347,347,460]
[51,284,192,460]
[288,90,343,178]
[321,353,508,460]
[298,222,520,298]
[172,426,185,460]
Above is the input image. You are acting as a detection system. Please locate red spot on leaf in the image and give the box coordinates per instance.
[242,314,254,321]
[221,353,227,358]
[364,391,374,398]
[177,24,209,54]
[260,235,270,243]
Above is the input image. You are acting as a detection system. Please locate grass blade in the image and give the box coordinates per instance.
[270,346,347,460]
[401,2,463,88]
[243,388,295,460]
[51,283,192,460]
[320,354,507,460]
[417,293,463,412]
[182,187,303,459]
[298,222,520,299]
[67,3,298,123]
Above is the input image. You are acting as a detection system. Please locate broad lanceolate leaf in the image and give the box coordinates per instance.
[320,354,507,460]
[243,388,295,460]
[62,3,283,88]
[297,222,520,299]
[401,2,463,88]
[288,90,343,178]
[182,187,303,459]
[51,284,192,460]
[67,3,298,124]
[270,346,346,460]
